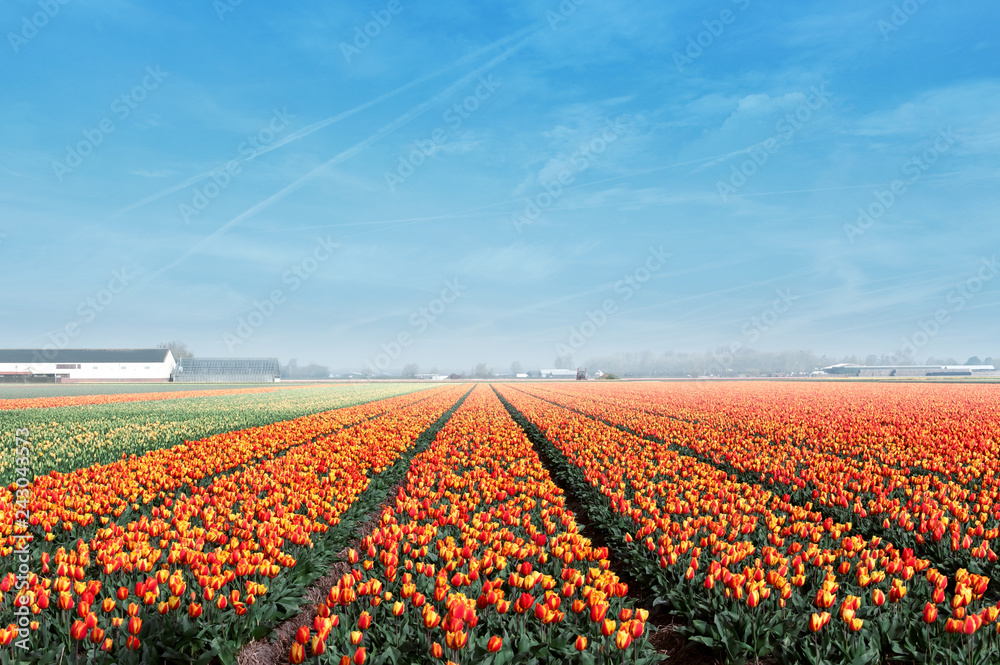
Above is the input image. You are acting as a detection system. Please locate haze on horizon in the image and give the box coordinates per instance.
[2,1,998,373]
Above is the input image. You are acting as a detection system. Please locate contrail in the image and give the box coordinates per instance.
[137,36,532,290]
[104,25,539,221]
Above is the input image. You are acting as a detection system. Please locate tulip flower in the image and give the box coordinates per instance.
[809,612,830,632]
[70,620,88,641]
[601,619,617,637]
[923,603,938,624]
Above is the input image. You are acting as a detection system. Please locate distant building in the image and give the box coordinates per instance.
[540,368,577,378]
[173,357,280,383]
[820,363,997,378]
[0,349,175,383]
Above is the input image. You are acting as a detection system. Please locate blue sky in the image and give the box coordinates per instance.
[2,0,998,372]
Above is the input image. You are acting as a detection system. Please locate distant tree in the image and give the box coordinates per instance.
[966,356,982,365]
[280,359,331,379]
[600,373,619,380]
[158,341,194,359]
[474,363,492,378]
[401,363,419,378]
[510,361,523,375]
[554,355,573,369]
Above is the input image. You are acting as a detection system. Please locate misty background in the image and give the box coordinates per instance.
[2,1,998,373]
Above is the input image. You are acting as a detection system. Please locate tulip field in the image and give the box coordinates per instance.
[0,384,427,483]
[3,381,1000,664]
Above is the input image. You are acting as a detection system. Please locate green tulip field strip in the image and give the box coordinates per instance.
[283,383,658,665]
[0,383,431,483]
[1,384,461,554]
[1,384,472,664]
[511,383,1000,587]
[495,384,1000,665]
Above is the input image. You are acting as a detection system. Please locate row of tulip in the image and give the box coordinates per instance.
[0,384,429,483]
[285,384,657,665]
[1,385,469,664]
[520,382,1000,580]
[0,386,297,411]
[495,383,1000,665]
[1,384,447,552]
[528,380,1000,487]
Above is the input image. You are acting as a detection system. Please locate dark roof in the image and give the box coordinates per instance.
[0,349,172,364]
[177,358,279,373]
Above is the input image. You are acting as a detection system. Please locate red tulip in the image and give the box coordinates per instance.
[923,603,938,624]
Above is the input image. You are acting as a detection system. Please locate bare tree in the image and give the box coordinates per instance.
[474,363,492,378]
[510,361,523,375]
[401,363,419,378]
[554,355,573,369]
[158,341,194,359]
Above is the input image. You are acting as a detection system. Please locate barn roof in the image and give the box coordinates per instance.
[0,349,172,363]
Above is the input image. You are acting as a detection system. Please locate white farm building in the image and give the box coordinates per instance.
[0,348,176,383]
